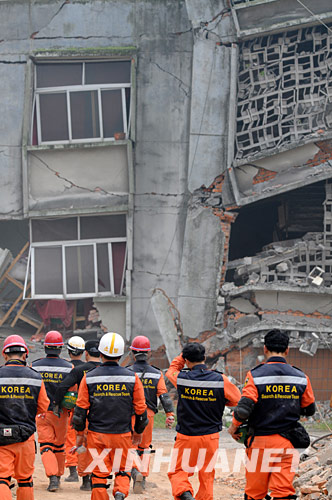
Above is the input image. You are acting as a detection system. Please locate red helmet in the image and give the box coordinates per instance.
[44,330,64,347]
[130,335,151,352]
[2,335,29,355]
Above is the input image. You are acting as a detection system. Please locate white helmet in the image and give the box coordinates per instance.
[67,336,85,356]
[98,332,124,357]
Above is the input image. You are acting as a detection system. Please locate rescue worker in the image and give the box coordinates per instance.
[63,335,85,483]
[53,339,101,491]
[67,336,85,366]
[228,329,316,500]
[32,330,73,492]
[127,335,175,493]
[0,335,49,500]
[166,342,241,500]
[72,332,148,500]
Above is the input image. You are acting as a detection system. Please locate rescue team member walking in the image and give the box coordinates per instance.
[228,330,316,500]
[53,339,101,491]
[32,330,73,492]
[0,335,49,500]
[166,343,241,500]
[73,332,148,500]
[63,335,86,484]
[127,335,175,493]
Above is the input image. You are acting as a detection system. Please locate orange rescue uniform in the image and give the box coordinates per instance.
[65,410,78,467]
[130,372,173,477]
[232,357,315,500]
[0,363,49,500]
[32,356,73,479]
[166,355,241,500]
[75,365,147,500]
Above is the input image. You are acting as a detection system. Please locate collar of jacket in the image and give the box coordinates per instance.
[266,356,287,364]
[102,361,119,366]
[191,363,207,370]
[5,359,27,366]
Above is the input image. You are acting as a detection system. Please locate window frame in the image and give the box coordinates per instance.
[28,216,127,299]
[32,60,131,146]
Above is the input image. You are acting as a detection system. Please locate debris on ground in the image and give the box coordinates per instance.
[295,437,332,498]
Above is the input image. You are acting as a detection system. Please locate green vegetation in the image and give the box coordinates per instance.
[33,46,137,57]
[154,410,177,429]
[303,419,332,432]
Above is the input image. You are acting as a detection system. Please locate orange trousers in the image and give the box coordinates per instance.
[131,408,154,477]
[0,435,35,500]
[65,411,78,467]
[168,432,219,500]
[245,434,298,500]
[77,427,91,478]
[87,430,133,500]
[37,410,68,478]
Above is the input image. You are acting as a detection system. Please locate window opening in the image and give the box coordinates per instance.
[32,60,131,145]
[29,215,127,299]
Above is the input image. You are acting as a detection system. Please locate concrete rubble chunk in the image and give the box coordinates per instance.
[295,440,332,499]
[326,477,332,496]
[316,444,332,465]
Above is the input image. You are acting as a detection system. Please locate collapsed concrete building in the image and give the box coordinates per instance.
[0,0,332,399]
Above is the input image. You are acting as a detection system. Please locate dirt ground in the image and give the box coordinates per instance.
[32,430,245,500]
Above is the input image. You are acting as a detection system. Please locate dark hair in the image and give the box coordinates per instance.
[45,346,61,357]
[85,340,100,357]
[6,351,26,359]
[182,342,205,362]
[264,330,289,353]
[101,353,121,362]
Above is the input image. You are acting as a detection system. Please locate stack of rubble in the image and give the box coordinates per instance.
[228,233,328,288]
[295,439,332,499]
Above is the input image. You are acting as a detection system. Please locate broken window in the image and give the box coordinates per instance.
[236,24,332,160]
[29,215,127,299]
[31,61,131,145]
[227,181,327,285]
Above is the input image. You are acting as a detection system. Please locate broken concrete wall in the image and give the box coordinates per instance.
[2,0,332,385]
[94,300,126,338]
[178,206,224,338]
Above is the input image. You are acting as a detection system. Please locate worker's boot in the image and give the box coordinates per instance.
[65,466,79,482]
[131,467,144,494]
[114,493,125,500]
[47,475,59,492]
[80,475,92,491]
[180,491,195,500]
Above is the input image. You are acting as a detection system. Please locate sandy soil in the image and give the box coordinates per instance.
[31,430,245,500]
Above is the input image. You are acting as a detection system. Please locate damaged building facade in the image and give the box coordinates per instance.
[0,0,332,399]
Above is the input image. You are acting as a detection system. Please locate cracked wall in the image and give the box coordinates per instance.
[2,0,332,395]
[28,145,129,212]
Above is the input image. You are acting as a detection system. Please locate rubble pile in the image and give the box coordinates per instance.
[295,438,332,499]
[226,233,328,288]
[304,402,332,423]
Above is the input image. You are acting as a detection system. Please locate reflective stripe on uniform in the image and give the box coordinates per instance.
[33,366,71,373]
[86,375,136,384]
[177,378,224,388]
[0,377,42,387]
[253,376,307,385]
[137,372,161,379]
